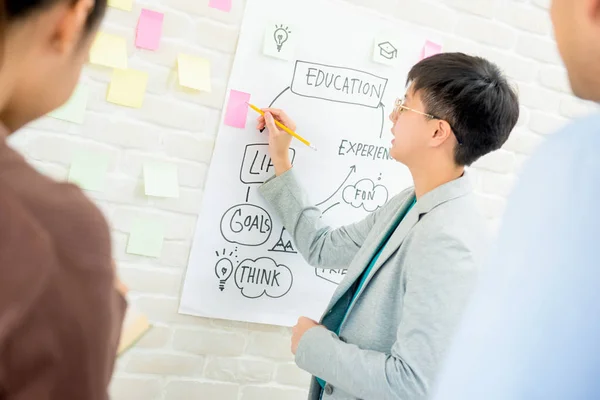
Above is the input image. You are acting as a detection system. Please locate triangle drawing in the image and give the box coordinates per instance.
[269,227,298,254]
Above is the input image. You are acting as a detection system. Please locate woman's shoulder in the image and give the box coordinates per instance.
[0,186,58,340]
[0,144,112,272]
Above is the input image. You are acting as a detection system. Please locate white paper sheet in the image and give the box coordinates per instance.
[179,0,442,327]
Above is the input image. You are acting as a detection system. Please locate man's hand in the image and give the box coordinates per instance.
[257,108,295,176]
[291,316,320,355]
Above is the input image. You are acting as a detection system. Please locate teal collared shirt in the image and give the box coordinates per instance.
[317,197,417,390]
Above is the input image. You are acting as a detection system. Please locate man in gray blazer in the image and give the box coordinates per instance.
[256,53,520,400]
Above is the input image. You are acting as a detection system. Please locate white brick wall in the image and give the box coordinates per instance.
[10,0,600,399]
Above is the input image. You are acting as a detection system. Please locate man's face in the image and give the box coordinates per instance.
[551,0,600,101]
[388,89,435,167]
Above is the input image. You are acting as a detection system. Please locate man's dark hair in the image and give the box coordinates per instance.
[4,0,106,31]
[407,52,520,166]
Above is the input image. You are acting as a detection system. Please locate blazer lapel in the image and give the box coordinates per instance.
[364,205,419,282]
[330,171,474,319]
[324,193,416,311]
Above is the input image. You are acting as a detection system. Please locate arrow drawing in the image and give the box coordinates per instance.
[269,86,291,107]
[322,202,340,215]
[316,165,356,207]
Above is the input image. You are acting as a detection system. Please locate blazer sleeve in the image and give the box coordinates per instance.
[294,229,478,400]
[259,168,401,269]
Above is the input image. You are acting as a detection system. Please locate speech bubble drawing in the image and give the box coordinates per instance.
[220,204,273,246]
[342,179,389,212]
[234,257,293,299]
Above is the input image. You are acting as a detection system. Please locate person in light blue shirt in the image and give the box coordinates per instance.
[430,1,600,399]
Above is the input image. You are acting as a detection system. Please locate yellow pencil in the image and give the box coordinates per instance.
[246,102,317,151]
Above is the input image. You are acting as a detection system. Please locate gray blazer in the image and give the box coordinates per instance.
[259,168,487,400]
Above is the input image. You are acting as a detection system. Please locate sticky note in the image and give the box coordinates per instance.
[108,0,133,11]
[126,217,165,258]
[420,40,443,61]
[107,69,148,108]
[209,0,232,12]
[224,90,251,128]
[89,32,128,69]
[136,9,164,51]
[177,54,212,92]
[68,151,110,192]
[49,84,89,124]
[143,161,180,198]
[263,23,295,61]
[372,34,401,67]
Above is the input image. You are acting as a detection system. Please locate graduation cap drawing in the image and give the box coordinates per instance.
[378,41,398,60]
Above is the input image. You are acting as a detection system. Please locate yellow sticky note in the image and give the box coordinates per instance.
[126,217,165,258]
[89,32,128,69]
[144,161,180,198]
[107,69,148,108]
[177,54,212,92]
[49,84,89,124]
[108,0,134,11]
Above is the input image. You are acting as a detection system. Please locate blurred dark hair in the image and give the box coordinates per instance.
[407,52,520,166]
[3,0,106,31]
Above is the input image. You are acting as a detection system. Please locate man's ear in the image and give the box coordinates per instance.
[51,0,94,54]
[430,119,453,148]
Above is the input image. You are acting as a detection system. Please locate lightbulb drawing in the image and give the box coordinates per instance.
[215,258,234,292]
[273,25,291,53]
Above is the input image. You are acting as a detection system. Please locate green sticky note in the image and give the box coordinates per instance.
[49,84,89,124]
[68,151,110,191]
[126,218,165,258]
[143,161,179,198]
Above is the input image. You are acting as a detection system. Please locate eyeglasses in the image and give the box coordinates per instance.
[392,97,463,145]
[393,97,437,119]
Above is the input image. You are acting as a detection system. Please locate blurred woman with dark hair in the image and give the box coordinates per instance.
[0,1,127,399]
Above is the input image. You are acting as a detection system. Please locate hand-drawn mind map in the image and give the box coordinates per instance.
[214,59,393,299]
[179,0,438,326]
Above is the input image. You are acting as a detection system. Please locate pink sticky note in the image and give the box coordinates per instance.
[224,90,251,128]
[135,9,164,51]
[209,0,232,12]
[420,40,442,60]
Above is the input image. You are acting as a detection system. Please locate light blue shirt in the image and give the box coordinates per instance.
[431,113,600,400]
